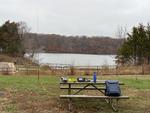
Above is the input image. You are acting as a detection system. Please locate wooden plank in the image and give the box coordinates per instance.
[60,82,104,85]
[60,81,124,85]
[60,87,106,90]
[60,95,129,99]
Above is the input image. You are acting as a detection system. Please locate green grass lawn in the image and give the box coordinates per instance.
[0,75,150,113]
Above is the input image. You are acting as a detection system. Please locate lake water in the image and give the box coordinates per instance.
[25,53,116,66]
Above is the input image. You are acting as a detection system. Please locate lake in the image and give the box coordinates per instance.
[25,53,116,66]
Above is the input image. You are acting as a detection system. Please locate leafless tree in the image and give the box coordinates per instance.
[116,26,127,40]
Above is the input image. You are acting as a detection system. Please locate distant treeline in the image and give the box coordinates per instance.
[24,33,124,54]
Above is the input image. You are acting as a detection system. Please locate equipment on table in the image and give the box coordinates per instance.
[61,77,68,83]
[85,78,90,82]
[61,77,90,83]
[105,80,121,96]
[93,72,97,83]
[77,77,85,82]
[68,78,76,82]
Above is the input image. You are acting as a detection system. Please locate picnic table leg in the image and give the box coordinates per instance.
[68,98,72,111]
[110,99,119,112]
[105,98,111,104]
[73,84,91,95]
[105,99,119,112]
[68,84,71,95]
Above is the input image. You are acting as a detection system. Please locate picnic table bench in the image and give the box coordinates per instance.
[60,80,129,111]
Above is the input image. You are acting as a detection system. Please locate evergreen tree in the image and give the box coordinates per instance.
[117,23,150,65]
[0,20,27,56]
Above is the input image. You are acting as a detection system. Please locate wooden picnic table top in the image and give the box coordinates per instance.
[60,80,124,85]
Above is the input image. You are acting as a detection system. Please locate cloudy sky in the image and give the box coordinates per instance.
[0,0,150,37]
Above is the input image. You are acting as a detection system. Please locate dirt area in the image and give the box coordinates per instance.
[0,90,95,113]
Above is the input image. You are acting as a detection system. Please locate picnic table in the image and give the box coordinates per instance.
[60,80,129,111]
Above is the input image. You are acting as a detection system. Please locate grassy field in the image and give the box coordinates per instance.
[0,75,150,113]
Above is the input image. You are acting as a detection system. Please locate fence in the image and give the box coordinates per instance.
[15,64,150,76]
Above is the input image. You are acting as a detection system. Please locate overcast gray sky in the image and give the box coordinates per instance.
[0,0,150,37]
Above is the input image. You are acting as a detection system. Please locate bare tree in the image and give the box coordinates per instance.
[17,22,31,55]
[18,22,30,39]
[116,26,127,40]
